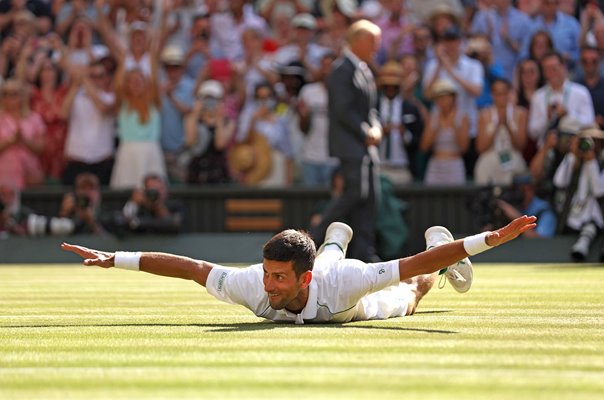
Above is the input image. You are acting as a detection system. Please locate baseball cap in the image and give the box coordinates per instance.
[292,13,317,30]
[160,45,185,66]
[197,80,224,99]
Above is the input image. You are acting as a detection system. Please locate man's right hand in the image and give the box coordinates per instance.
[61,243,115,268]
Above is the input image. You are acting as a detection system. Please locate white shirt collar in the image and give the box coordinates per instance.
[285,279,318,324]
[344,48,363,68]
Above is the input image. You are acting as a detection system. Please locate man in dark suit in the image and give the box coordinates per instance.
[310,20,383,262]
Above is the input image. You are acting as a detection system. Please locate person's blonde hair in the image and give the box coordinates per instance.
[346,19,381,44]
[0,78,31,117]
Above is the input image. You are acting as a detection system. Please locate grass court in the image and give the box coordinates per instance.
[1,263,603,399]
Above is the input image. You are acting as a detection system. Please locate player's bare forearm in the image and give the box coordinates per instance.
[397,215,537,281]
[61,244,213,286]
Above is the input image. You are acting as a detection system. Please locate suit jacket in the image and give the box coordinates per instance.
[327,55,378,161]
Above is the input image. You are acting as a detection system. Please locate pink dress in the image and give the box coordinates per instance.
[0,112,46,189]
[31,86,68,180]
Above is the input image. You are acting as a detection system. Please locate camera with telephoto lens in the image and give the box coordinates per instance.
[145,188,160,203]
[75,194,91,209]
[468,185,524,229]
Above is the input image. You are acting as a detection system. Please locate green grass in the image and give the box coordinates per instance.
[1,264,603,400]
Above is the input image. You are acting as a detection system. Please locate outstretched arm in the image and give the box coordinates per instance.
[397,215,537,281]
[60,243,215,286]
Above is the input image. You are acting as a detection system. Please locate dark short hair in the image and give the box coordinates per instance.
[541,51,565,66]
[490,77,511,90]
[263,229,316,276]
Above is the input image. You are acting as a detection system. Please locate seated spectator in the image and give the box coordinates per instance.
[553,128,604,261]
[0,78,45,190]
[237,81,294,186]
[60,61,116,186]
[114,174,184,234]
[475,78,528,186]
[110,50,166,188]
[376,60,424,185]
[420,79,470,185]
[514,58,544,112]
[182,80,234,185]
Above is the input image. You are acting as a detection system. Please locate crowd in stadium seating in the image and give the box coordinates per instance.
[2,0,604,259]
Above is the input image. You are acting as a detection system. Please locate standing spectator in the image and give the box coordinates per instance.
[184,11,213,80]
[376,60,424,185]
[237,25,277,102]
[0,78,45,190]
[400,54,429,116]
[474,78,528,185]
[309,20,383,263]
[182,80,234,185]
[575,46,604,129]
[236,81,294,186]
[316,0,356,58]
[528,52,595,145]
[527,0,581,70]
[514,58,545,162]
[466,35,506,109]
[272,13,330,80]
[210,0,268,62]
[158,45,195,184]
[60,61,116,186]
[527,30,555,62]
[411,24,434,72]
[470,0,534,81]
[423,25,483,178]
[30,58,68,183]
[110,55,166,188]
[376,0,414,64]
[514,58,544,111]
[296,52,339,186]
[420,79,470,185]
[517,0,542,18]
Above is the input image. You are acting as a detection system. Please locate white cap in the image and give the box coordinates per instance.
[292,13,317,30]
[160,45,185,65]
[197,80,224,98]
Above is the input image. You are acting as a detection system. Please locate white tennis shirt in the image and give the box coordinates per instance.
[206,259,409,324]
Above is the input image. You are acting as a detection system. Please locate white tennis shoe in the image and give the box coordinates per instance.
[318,222,353,256]
[424,226,473,293]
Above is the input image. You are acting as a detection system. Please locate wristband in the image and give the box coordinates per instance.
[463,232,492,256]
[114,251,142,271]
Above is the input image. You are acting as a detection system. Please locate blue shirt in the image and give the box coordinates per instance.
[160,75,195,153]
[524,196,557,238]
[526,12,581,68]
[471,6,535,81]
[476,63,506,109]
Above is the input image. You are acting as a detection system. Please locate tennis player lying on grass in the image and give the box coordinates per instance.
[62,215,536,324]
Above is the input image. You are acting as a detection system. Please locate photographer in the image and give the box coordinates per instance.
[119,174,184,234]
[57,172,104,235]
[494,174,557,239]
[553,127,604,261]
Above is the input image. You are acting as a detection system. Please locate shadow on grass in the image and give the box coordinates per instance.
[0,320,456,334]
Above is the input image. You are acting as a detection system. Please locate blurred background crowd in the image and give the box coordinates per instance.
[3,0,604,261]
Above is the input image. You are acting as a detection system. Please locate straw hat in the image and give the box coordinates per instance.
[378,61,403,86]
[228,133,272,186]
[430,79,457,99]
